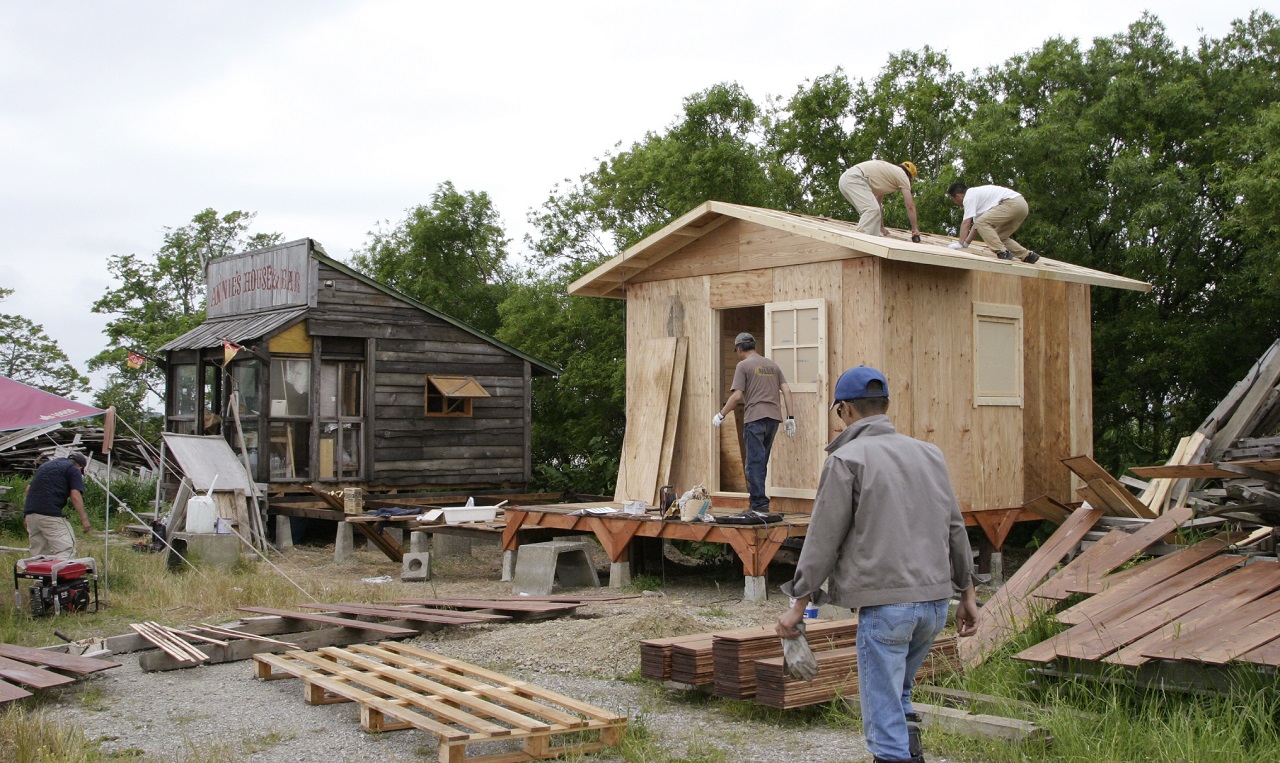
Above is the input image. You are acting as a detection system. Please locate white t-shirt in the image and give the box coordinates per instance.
[961,185,1021,220]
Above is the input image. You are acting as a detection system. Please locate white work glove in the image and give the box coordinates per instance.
[784,417,796,438]
[781,620,819,681]
[712,412,725,427]
[949,241,966,250]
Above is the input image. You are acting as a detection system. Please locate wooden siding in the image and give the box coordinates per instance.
[313,263,531,489]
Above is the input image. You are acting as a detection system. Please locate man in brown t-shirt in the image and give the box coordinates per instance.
[838,159,922,240]
[713,333,796,512]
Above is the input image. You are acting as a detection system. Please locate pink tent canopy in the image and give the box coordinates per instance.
[0,375,105,432]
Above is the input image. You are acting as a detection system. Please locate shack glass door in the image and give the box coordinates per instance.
[318,361,363,480]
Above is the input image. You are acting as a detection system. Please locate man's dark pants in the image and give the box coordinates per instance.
[743,418,779,511]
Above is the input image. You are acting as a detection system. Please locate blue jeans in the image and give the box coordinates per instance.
[742,418,779,511]
[857,599,949,761]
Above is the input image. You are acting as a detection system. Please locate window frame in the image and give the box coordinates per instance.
[972,302,1024,407]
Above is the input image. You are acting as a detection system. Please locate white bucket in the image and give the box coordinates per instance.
[185,495,217,533]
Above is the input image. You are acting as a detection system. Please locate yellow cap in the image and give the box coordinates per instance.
[901,161,918,180]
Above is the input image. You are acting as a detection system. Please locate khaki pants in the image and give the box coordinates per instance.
[974,196,1030,258]
[25,513,76,558]
[838,168,883,235]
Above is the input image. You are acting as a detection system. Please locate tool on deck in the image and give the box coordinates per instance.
[659,486,677,518]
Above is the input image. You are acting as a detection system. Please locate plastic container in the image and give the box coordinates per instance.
[442,506,498,524]
[803,603,820,621]
[185,495,217,533]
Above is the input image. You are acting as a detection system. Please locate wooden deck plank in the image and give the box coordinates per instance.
[1141,569,1280,662]
[1102,562,1280,666]
[1036,505,1194,601]
[1015,555,1245,663]
[0,655,77,689]
[0,643,120,674]
[958,506,1104,667]
[0,679,33,704]
[299,603,510,624]
[1061,455,1157,519]
[236,607,417,636]
[1056,533,1246,625]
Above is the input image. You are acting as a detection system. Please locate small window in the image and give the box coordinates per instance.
[973,303,1023,406]
[424,375,490,417]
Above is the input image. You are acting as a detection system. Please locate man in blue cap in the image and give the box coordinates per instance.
[776,366,978,763]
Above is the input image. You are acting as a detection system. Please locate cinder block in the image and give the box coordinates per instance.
[170,531,240,569]
[511,541,600,596]
[401,551,431,582]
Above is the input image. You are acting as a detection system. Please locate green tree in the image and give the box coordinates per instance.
[352,182,511,335]
[0,288,91,396]
[765,51,974,229]
[958,12,1280,469]
[89,209,282,422]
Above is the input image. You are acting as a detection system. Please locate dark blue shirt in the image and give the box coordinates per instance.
[23,458,85,517]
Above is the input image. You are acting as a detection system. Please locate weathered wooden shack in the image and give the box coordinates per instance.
[569,201,1150,514]
[159,238,556,491]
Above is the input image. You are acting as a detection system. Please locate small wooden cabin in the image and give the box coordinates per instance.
[159,238,557,491]
[569,201,1150,513]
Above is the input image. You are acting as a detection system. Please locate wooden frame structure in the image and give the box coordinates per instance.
[570,201,1150,517]
[159,239,557,492]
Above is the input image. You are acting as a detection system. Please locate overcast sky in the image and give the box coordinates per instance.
[0,1,1266,401]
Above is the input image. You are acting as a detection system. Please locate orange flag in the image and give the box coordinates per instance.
[223,339,242,366]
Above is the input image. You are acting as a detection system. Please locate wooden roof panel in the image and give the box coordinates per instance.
[568,201,1152,299]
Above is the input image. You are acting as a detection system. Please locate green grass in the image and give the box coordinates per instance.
[629,574,663,592]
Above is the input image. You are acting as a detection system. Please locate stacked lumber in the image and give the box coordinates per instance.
[669,635,717,685]
[0,643,120,705]
[712,620,859,699]
[754,636,959,710]
[640,633,699,681]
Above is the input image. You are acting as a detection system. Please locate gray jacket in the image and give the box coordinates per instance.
[782,414,973,609]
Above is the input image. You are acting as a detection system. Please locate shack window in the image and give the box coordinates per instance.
[973,303,1023,406]
[425,375,489,417]
[168,363,198,434]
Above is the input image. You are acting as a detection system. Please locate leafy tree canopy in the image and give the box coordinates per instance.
[351,182,511,335]
[0,287,91,397]
[89,209,281,429]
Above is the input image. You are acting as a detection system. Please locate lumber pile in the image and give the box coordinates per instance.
[755,636,958,710]
[111,596,611,672]
[0,424,154,476]
[712,620,859,699]
[0,642,120,705]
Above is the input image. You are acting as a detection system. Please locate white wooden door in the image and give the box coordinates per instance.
[764,299,827,500]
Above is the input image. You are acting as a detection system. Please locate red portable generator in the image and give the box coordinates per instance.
[14,556,99,616]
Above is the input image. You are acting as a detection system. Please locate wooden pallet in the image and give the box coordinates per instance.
[254,641,626,763]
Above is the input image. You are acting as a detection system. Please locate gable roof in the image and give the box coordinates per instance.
[568,200,1152,299]
[162,239,559,377]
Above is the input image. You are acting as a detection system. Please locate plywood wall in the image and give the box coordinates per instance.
[621,224,1092,513]
[971,271,1024,510]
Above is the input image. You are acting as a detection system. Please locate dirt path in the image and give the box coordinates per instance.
[49,539,969,762]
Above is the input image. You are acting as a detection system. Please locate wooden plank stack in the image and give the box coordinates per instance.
[712,620,859,699]
[254,641,627,763]
[754,637,958,710]
[0,642,120,705]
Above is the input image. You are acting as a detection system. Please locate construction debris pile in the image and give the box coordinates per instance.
[960,338,1280,690]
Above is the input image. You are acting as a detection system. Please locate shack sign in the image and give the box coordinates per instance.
[205,239,316,318]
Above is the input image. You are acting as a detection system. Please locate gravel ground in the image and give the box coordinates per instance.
[49,540,974,763]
